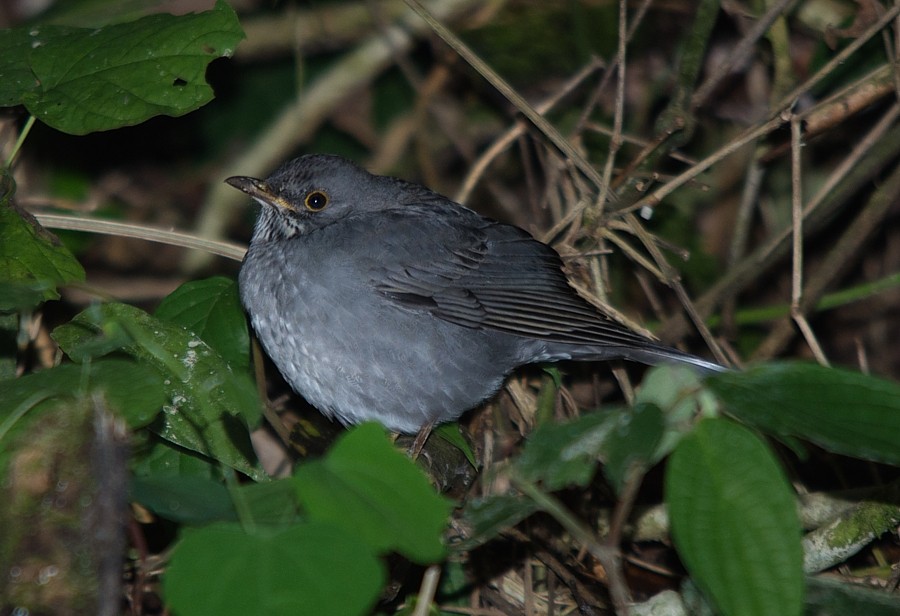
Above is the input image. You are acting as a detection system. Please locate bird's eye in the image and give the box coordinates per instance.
[304,190,329,211]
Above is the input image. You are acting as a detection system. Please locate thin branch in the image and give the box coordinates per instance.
[752,150,900,360]
[455,58,605,204]
[692,0,797,108]
[403,0,615,200]
[790,115,829,365]
[35,214,246,262]
[624,3,900,221]
[790,115,803,311]
[658,114,900,343]
[597,0,628,211]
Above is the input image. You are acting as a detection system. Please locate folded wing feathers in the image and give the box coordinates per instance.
[375,221,658,347]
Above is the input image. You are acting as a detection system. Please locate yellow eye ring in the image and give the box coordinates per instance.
[304,190,329,211]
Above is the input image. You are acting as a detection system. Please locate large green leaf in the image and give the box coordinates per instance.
[131,433,224,480]
[131,475,235,525]
[601,402,665,493]
[666,418,804,616]
[708,362,900,465]
[132,475,299,527]
[293,423,450,564]
[0,0,244,134]
[154,276,249,370]
[164,521,384,616]
[0,358,164,430]
[0,28,37,105]
[635,364,719,458]
[515,366,714,494]
[515,411,618,490]
[0,196,85,310]
[53,302,263,479]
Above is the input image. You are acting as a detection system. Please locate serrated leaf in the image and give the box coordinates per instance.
[155,276,249,370]
[666,418,803,616]
[708,362,900,465]
[293,423,450,564]
[164,521,384,616]
[52,302,264,479]
[6,0,244,134]
[516,411,618,490]
[0,198,85,308]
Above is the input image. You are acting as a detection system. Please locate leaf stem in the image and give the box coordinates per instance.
[5,115,36,169]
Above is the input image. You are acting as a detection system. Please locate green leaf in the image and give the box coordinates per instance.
[0,358,164,429]
[666,418,804,616]
[806,575,900,615]
[636,364,719,458]
[602,402,664,493]
[164,521,384,616]
[0,198,85,309]
[233,479,302,528]
[637,365,706,412]
[456,494,540,550]
[155,276,250,370]
[708,362,900,465]
[0,28,38,105]
[33,0,200,28]
[131,475,235,525]
[516,411,618,490]
[433,422,476,467]
[293,423,450,564]
[0,282,54,313]
[0,359,164,476]
[132,475,299,527]
[53,302,264,479]
[131,434,224,480]
[3,0,244,134]
[534,368,560,424]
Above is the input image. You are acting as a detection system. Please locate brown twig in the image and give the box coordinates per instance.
[691,0,797,108]
[753,149,900,360]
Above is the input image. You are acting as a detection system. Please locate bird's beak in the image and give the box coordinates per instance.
[225,176,295,212]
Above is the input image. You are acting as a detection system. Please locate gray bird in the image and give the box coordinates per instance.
[228,155,724,435]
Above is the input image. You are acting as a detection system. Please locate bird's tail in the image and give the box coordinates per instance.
[622,345,728,374]
[544,341,728,375]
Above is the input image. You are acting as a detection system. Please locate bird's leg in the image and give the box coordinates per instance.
[408,420,435,459]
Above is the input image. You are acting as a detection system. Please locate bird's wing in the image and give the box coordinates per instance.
[368,206,654,348]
